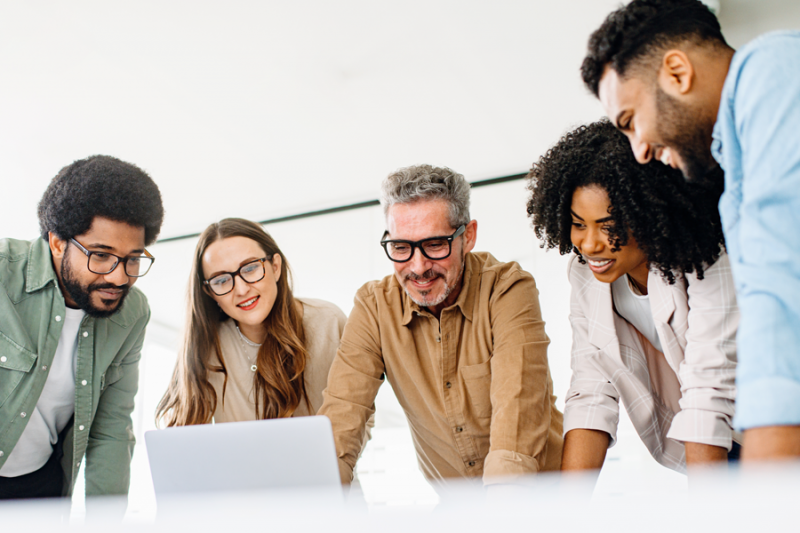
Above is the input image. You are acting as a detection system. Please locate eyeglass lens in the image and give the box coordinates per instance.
[207,261,266,295]
[386,238,450,261]
[89,253,154,277]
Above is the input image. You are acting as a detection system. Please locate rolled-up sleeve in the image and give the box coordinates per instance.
[317,286,383,484]
[563,258,621,447]
[482,269,557,483]
[667,254,738,449]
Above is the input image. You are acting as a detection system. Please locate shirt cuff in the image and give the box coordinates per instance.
[734,377,800,430]
[563,407,619,448]
[667,408,734,450]
[482,449,540,486]
[338,458,354,485]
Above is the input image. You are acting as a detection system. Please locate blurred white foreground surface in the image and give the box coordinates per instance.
[2,463,798,532]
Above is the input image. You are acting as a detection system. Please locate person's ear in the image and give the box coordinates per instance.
[658,49,695,96]
[271,254,282,282]
[48,232,68,261]
[462,220,478,254]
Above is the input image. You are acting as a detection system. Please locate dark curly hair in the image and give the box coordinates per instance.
[581,0,731,97]
[38,155,164,245]
[526,120,724,284]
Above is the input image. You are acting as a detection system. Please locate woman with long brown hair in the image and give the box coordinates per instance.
[156,218,347,426]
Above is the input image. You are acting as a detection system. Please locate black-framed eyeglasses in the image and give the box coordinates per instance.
[70,238,155,278]
[203,258,268,296]
[380,225,465,263]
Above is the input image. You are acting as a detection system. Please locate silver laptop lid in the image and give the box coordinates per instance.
[145,416,341,497]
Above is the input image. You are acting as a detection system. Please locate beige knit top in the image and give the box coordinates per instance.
[208,298,347,422]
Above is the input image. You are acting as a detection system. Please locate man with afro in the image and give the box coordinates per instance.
[0,155,164,500]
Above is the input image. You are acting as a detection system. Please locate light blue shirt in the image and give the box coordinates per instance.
[712,30,800,430]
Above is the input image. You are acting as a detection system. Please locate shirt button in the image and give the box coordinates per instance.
[55,315,62,322]
[42,365,47,371]
[0,451,4,457]
[468,461,475,467]
[81,380,88,386]
[436,337,441,343]
[0,356,6,363]
[445,382,451,389]
[79,425,85,431]
[83,331,89,338]
[20,412,26,418]
[456,426,463,433]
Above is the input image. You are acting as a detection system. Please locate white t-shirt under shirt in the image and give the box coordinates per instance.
[0,307,85,477]
[611,274,663,353]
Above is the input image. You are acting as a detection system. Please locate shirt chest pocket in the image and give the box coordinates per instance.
[0,336,37,410]
[460,359,492,419]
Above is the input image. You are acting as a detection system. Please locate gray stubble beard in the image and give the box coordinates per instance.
[404,258,465,309]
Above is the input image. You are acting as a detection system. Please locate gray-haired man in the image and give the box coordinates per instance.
[319,164,563,490]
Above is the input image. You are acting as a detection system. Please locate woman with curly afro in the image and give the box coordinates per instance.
[527,120,740,477]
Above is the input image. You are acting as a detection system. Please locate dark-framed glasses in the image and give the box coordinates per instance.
[380,225,465,263]
[203,258,268,296]
[70,238,155,277]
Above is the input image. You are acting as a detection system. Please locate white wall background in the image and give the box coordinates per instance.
[1,0,799,518]
[0,0,620,241]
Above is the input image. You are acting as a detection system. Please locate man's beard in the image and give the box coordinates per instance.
[655,86,724,189]
[61,252,129,318]
[404,259,465,309]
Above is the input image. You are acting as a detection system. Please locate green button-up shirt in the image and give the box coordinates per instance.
[0,237,150,496]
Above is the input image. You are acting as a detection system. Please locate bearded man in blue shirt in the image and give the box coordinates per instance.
[580,0,800,461]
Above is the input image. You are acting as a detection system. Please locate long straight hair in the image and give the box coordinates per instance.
[156,218,309,426]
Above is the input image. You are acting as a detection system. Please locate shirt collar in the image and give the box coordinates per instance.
[26,237,60,293]
[400,252,477,326]
[711,118,723,165]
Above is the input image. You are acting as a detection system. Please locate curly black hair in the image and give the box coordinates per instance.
[38,155,164,245]
[581,0,730,97]
[526,120,724,284]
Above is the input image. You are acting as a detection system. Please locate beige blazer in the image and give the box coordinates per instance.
[563,253,739,473]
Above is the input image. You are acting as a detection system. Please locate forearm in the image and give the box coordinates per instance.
[561,429,609,471]
[684,441,728,470]
[742,426,800,461]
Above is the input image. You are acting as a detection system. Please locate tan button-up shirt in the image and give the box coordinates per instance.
[319,252,563,486]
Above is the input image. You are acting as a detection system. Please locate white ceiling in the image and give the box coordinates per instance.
[1,0,797,242]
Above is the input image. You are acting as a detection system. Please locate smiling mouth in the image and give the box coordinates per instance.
[586,258,615,274]
[237,296,260,310]
[95,289,123,301]
[407,276,441,290]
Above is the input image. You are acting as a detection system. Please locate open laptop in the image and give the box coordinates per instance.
[145,416,342,501]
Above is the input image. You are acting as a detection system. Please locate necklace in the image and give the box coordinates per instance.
[235,324,262,372]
